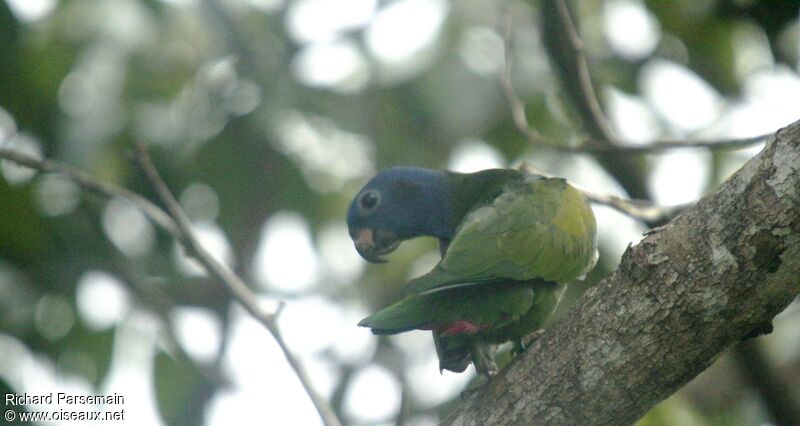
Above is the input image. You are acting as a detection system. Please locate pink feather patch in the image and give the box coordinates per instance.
[439,320,488,336]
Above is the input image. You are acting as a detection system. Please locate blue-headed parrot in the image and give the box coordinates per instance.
[347,166,597,376]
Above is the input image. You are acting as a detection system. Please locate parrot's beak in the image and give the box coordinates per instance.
[352,228,400,263]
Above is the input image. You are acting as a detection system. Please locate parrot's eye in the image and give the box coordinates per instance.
[358,190,381,213]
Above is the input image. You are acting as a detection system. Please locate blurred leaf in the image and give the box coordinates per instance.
[0,180,48,261]
[60,325,115,387]
[646,1,740,92]
[153,351,213,426]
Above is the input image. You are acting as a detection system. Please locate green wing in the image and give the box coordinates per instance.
[358,283,534,335]
[405,175,597,295]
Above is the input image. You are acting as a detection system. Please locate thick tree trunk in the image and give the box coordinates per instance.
[445,121,800,425]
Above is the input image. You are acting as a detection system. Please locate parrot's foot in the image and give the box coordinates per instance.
[513,329,545,355]
[512,341,525,356]
[470,341,498,378]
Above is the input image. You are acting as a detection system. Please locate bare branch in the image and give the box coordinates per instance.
[548,0,618,144]
[573,134,770,153]
[500,14,771,154]
[582,192,690,224]
[0,147,177,235]
[0,146,342,426]
[133,144,342,426]
[500,13,549,148]
[517,162,689,223]
[134,145,264,321]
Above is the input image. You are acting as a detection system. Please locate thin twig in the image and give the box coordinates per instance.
[0,146,343,426]
[550,0,618,143]
[500,14,549,147]
[0,147,177,234]
[134,145,270,324]
[583,192,690,224]
[500,12,771,154]
[569,134,769,153]
[516,162,689,223]
[133,144,342,426]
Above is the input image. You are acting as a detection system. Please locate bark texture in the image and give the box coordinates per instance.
[445,121,800,426]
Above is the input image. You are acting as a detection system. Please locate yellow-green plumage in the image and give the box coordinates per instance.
[405,175,596,294]
[351,168,597,376]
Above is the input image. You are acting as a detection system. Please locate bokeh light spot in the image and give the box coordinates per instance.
[6,0,57,22]
[35,295,75,341]
[292,39,370,92]
[458,26,505,76]
[76,271,131,331]
[102,197,155,257]
[447,139,506,172]
[649,148,711,206]
[254,211,321,293]
[171,307,223,364]
[35,174,82,217]
[179,182,220,222]
[365,0,448,79]
[344,365,401,423]
[287,0,376,43]
[603,0,661,60]
[641,59,722,133]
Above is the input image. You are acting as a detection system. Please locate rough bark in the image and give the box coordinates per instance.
[444,121,800,425]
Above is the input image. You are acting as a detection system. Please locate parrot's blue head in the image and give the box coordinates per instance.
[347,166,452,263]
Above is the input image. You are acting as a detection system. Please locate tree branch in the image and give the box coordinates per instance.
[546,0,618,144]
[518,162,690,223]
[0,146,342,426]
[134,144,342,426]
[0,146,177,234]
[582,192,690,225]
[574,134,770,153]
[445,120,800,425]
[501,10,770,154]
